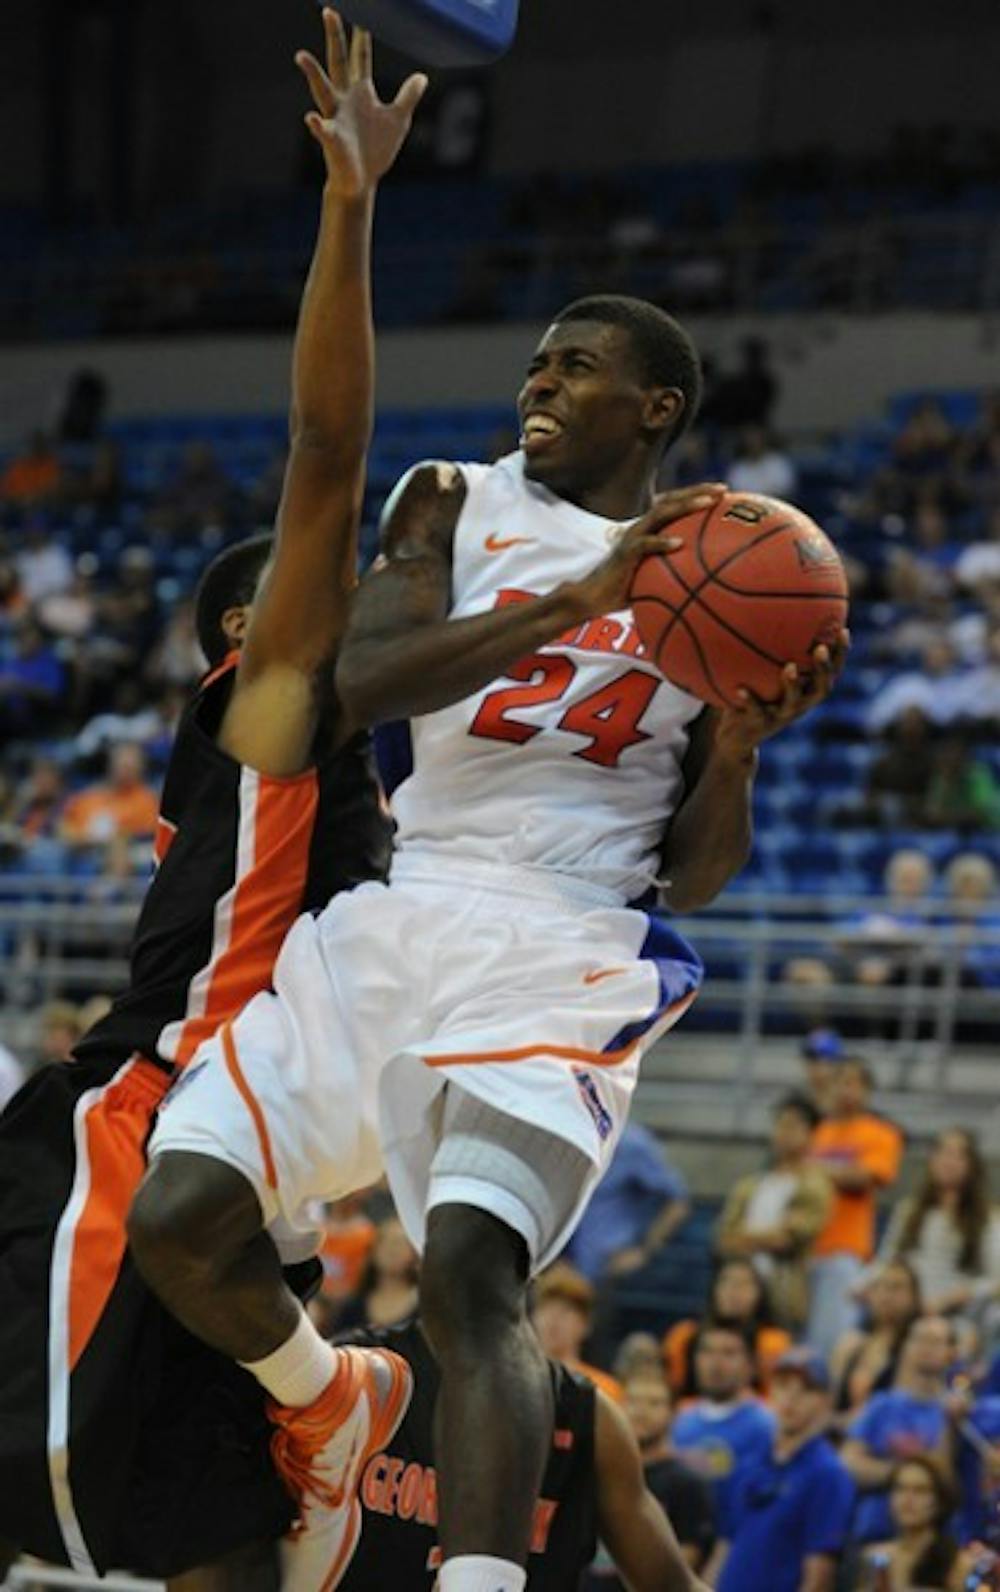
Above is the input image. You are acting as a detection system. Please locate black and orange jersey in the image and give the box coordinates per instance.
[334,1318,598,1591]
[75,654,391,1075]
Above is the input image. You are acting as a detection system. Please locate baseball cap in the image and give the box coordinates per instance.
[800,1028,845,1061]
[772,1347,831,1391]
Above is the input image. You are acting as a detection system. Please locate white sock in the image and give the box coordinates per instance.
[438,1556,527,1592]
[239,1308,339,1407]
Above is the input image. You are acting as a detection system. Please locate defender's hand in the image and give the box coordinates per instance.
[713,629,850,763]
[560,483,726,622]
[297,8,428,199]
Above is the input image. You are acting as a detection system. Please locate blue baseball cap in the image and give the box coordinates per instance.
[772,1347,831,1392]
[800,1028,845,1061]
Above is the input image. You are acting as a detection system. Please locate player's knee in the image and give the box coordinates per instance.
[420,1204,528,1355]
[128,1151,261,1285]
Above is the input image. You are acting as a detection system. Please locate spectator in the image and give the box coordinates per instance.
[867,639,966,734]
[943,853,1000,990]
[952,623,1000,731]
[9,757,66,843]
[955,507,1000,596]
[36,556,98,642]
[671,1322,776,1551]
[336,1214,419,1331]
[727,425,797,499]
[853,1455,969,1590]
[716,1348,855,1592]
[951,1385,1000,1549]
[876,1129,1000,1322]
[836,850,933,991]
[859,708,938,829]
[145,598,206,691]
[831,1260,923,1420]
[807,1057,904,1358]
[665,1257,793,1397]
[582,1368,715,1587]
[611,1331,665,1384]
[74,680,170,764]
[707,338,780,431]
[60,743,160,848]
[35,1000,85,1071]
[800,1028,846,1117]
[919,735,1000,832]
[563,1122,690,1284]
[0,617,66,735]
[57,368,108,444]
[14,525,73,605]
[0,434,61,507]
[531,1263,623,1403]
[842,1315,957,1546]
[716,1093,832,1333]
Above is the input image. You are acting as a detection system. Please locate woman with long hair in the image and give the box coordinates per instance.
[877,1128,1000,1319]
[854,1455,972,1590]
[830,1259,922,1418]
[663,1256,792,1396]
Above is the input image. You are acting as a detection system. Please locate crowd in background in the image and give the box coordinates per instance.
[2,364,1000,1585]
[304,1036,1000,1590]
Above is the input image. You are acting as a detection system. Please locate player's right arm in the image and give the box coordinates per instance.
[335,477,723,725]
[217,9,426,777]
[593,1390,710,1592]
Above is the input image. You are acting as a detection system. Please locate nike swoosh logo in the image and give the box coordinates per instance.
[583,967,628,985]
[485,532,535,552]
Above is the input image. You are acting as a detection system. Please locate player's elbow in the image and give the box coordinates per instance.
[334,643,394,728]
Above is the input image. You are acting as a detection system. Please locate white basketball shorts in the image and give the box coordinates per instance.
[148,855,702,1271]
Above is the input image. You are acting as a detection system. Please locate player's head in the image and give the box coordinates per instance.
[516,295,702,496]
[194,534,273,666]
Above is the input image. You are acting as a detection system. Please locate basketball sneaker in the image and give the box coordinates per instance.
[268,1345,413,1591]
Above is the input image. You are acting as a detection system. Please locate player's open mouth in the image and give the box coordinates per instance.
[520,413,565,452]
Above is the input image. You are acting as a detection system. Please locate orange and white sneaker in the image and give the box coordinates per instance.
[268,1345,413,1592]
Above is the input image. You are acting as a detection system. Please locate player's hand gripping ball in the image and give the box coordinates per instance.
[629,492,849,709]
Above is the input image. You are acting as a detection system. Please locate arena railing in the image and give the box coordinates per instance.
[0,877,996,1117]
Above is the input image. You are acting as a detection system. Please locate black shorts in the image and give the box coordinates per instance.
[0,1052,307,1578]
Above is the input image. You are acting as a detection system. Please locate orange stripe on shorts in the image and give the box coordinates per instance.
[221,1022,278,1190]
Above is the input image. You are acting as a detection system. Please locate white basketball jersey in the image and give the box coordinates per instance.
[391,452,704,900]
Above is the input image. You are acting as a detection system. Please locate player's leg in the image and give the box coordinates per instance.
[129,1014,412,1592]
[417,1092,593,1592]
[128,1150,303,1362]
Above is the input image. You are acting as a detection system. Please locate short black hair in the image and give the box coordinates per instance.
[774,1091,821,1132]
[194,534,272,666]
[551,294,703,446]
[693,1317,757,1361]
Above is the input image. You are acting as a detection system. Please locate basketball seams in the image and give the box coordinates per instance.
[656,605,732,708]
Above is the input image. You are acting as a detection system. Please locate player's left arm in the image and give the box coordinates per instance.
[659,633,849,912]
[594,1390,710,1592]
[218,9,426,777]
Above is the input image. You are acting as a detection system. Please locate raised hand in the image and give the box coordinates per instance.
[296,7,428,199]
[713,628,851,761]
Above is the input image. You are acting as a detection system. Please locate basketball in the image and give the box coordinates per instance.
[629,492,849,709]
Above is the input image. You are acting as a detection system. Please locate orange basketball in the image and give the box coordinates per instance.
[629,492,849,709]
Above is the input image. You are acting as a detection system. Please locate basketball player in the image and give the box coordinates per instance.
[130,291,846,1592]
[0,13,425,1587]
[334,1315,711,1592]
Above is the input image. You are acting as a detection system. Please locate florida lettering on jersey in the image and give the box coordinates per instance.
[390,453,704,901]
